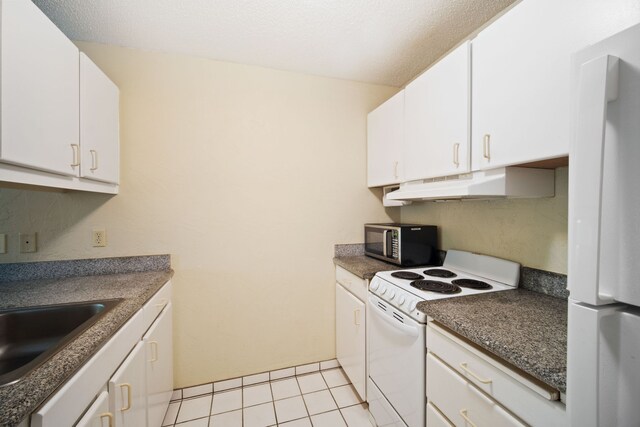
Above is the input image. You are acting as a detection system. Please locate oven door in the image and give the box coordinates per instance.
[368,293,425,427]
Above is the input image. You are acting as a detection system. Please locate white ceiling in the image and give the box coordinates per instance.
[33,0,516,87]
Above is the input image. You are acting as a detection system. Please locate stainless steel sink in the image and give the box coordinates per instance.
[0,299,122,386]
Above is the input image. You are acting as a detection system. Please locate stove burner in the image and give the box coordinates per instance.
[391,271,424,280]
[410,280,461,294]
[452,278,493,290]
[424,268,457,278]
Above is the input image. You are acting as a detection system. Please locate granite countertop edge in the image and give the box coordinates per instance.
[0,269,174,426]
[418,290,567,394]
[333,255,406,280]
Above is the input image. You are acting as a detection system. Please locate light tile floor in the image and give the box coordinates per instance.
[162,360,372,427]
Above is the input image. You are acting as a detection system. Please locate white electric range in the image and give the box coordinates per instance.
[367,250,520,427]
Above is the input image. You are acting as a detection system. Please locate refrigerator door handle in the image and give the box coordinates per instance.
[569,54,619,304]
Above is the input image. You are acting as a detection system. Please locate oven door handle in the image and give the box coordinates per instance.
[368,300,419,337]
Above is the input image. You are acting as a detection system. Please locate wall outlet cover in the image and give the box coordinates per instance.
[93,229,107,247]
[19,233,37,253]
[0,234,6,254]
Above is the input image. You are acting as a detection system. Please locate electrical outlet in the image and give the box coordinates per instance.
[92,229,107,247]
[19,233,37,253]
[0,234,6,254]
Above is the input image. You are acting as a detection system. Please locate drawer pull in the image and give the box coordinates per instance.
[453,143,460,167]
[70,144,80,167]
[459,362,492,384]
[99,412,114,427]
[90,149,98,171]
[119,383,132,411]
[155,298,168,309]
[149,340,159,362]
[459,409,478,427]
[483,134,491,160]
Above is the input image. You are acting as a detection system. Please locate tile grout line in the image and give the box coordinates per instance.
[320,369,350,426]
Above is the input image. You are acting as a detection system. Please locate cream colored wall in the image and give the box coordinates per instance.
[0,43,399,387]
[400,167,568,274]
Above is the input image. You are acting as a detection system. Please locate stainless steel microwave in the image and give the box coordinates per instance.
[364,223,438,266]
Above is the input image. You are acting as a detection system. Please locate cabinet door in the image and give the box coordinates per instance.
[335,283,366,400]
[75,391,112,427]
[472,0,640,170]
[404,42,470,181]
[144,305,174,427]
[0,0,79,176]
[367,90,404,187]
[109,341,147,427]
[80,53,120,184]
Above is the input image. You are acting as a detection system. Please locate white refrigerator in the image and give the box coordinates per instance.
[567,22,640,427]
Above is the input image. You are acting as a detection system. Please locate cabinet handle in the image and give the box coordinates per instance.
[155,298,168,309]
[453,143,460,167]
[99,412,114,427]
[70,144,80,167]
[149,340,159,362]
[459,409,478,427]
[354,309,361,326]
[119,383,132,411]
[483,134,491,160]
[459,362,492,384]
[90,150,98,171]
[394,161,399,179]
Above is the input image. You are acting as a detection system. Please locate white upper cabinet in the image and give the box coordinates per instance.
[80,53,120,184]
[404,41,470,181]
[367,90,404,187]
[472,0,640,170]
[0,0,80,176]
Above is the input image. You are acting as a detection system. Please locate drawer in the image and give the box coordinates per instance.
[427,402,454,427]
[427,353,525,427]
[427,322,567,427]
[143,280,172,330]
[335,266,367,302]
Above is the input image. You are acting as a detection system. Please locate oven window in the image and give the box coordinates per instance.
[365,228,384,256]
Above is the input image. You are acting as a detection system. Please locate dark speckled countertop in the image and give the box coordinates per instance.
[0,269,173,426]
[418,290,568,393]
[333,255,419,280]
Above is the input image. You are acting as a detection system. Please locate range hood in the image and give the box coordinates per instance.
[386,167,555,201]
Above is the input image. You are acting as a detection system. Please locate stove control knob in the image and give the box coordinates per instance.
[388,289,396,300]
[379,286,387,295]
[409,300,417,311]
[370,280,380,291]
[397,295,406,305]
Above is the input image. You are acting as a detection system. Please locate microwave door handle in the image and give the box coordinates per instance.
[570,54,618,304]
[382,230,388,257]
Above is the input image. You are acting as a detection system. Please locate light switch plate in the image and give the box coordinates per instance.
[0,234,6,254]
[19,232,37,253]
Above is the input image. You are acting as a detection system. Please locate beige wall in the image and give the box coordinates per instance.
[0,43,399,387]
[400,167,568,274]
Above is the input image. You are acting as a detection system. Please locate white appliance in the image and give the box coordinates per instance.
[367,250,520,427]
[386,167,555,201]
[567,23,640,427]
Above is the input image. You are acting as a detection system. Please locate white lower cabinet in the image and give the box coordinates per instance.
[32,281,173,427]
[427,353,524,427]
[109,342,147,427]
[336,283,366,400]
[426,322,567,427]
[335,266,368,401]
[144,305,174,427]
[426,402,453,427]
[75,391,111,427]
